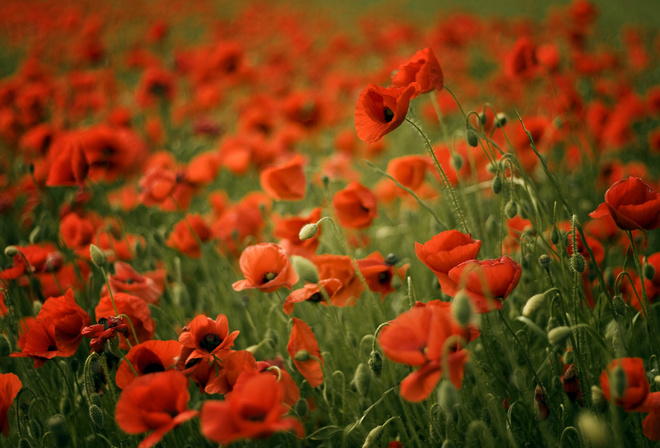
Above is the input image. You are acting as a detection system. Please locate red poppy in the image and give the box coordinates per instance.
[166,214,213,258]
[106,262,163,305]
[448,256,522,313]
[178,314,239,364]
[391,47,444,95]
[204,350,257,395]
[312,254,364,307]
[386,155,430,190]
[282,278,343,315]
[259,154,307,201]
[135,66,176,108]
[36,289,90,356]
[273,208,322,258]
[0,373,22,437]
[115,340,182,389]
[256,356,300,407]
[95,293,155,349]
[11,319,59,368]
[354,84,416,143]
[115,370,198,448]
[232,243,299,293]
[332,181,378,230]
[138,166,178,206]
[589,177,660,231]
[45,141,89,187]
[200,372,304,444]
[60,212,97,251]
[415,230,482,297]
[356,252,408,300]
[504,38,539,79]
[600,358,649,411]
[637,393,660,441]
[82,316,130,354]
[287,318,324,387]
[185,151,221,186]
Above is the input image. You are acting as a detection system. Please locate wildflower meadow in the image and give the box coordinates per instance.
[2,0,660,447]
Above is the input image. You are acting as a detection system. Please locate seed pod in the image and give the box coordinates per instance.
[368,350,382,377]
[505,200,518,219]
[491,175,503,195]
[569,253,586,274]
[538,254,550,271]
[466,129,479,148]
[89,244,107,268]
[89,404,104,429]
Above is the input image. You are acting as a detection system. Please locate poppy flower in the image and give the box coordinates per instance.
[232,243,299,293]
[45,141,89,187]
[600,358,649,411]
[115,370,198,448]
[204,350,257,395]
[82,316,130,354]
[356,252,408,300]
[11,319,59,368]
[36,289,90,356]
[282,278,343,315]
[95,293,155,349]
[589,177,660,231]
[200,372,304,444]
[106,262,163,305]
[415,230,482,297]
[386,155,430,190]
[354,84,416,143]
[185,151,221,186]
[138,166,178,206]
[115,340,182,389]
[59,212,97,252]
[178,314,239,364]
[637,393,660,441]
[273,208,322,258]
[287,318,324,387]
[332,181,378,230]
[448,256,522,313]
[0,373,22,437]
[312,254,364,307]
[256,356,300,407]
[391,47,444,95]
[166,214,213,258]
[259,154,307,201]
[504,38,539,79]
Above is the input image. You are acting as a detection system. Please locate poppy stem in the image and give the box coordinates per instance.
[109,338,140,378]
[404,117,470,234]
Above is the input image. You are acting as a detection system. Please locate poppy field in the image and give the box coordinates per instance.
[2,0,660,447]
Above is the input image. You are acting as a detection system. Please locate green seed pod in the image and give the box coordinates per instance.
[538,254,551,271]
[89,405,104,429]
[547,326,572,346]
[612,294,627,317]
[299,223,319,241]
[466,129,479,148]
[354,363,371,397]
[46,414,70,448]
[452,291,472,327]
[451,154,464,170]
[0,335,11,357]
[59,397,71,415]
[491,175,502,195]
[90,393,102,408]
[550,228,560,245]
[644,262,655,281]
[294,398,308,417]
[89,244,107,268]
[505,200,518,219]
[569,253,586,274]
[362,424,385,448]
[368,350,383,377]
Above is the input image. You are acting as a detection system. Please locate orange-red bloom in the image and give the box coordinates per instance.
[115,340,182,389]
[312,254,364,307]
[287,318,324,387]
[282,278,343,315]
[386,155,430,190]
[166,214,212,258]
[259,154,307,201]
[589,177,660,231]
[356,252,408,300]
[138,166,178,206]
[600,358,649,411]
[95,293,155,349]
[115,370,198,448]
[201,372,303,444]
[0,373,22,436]
[391,47,444,95]
[332,181,378,230]
[178,314,239,364]
[354,84,416,143]
[106,262,163,305]
[415,230,482,297]
[36,288,90,356]
[232,243,299,293]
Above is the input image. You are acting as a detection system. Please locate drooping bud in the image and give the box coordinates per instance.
[290,255,319,283]
[4,245,18,257]
[353,363,371,397]
[294,399,308,417]
[591,386,607,412]
[612,294,627,317]
[522,293,546,317]
[578,412,611,448]
[644,261,655,281]
[569,253,586,274]
[550,228,560,245]
[548,326,572,346]
[385,253,399,266]
[89,405,104,429]
[368,350,383,377]
[294,350,311,362]
[451,154,464,170]
[538,254,551,271]
[563,349,575,365]
[452,291,473,327]
[495,113,507,127]
[466,129,479,148]
[299,223,319,241]
[534,385,549,420]
[491,175,503,195]
[504,200,518,219]
[89,244,108,268]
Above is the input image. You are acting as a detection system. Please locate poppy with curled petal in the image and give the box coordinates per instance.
[232,243,299,293]
[260,154,306,201]
[115,370,198,448]
[354,84,416,143]
[312,255,364,307]
[287,318,324,388]
[201,372,304,444]
[448,256,522,313]
[589,177,660,231]
[178,314,239,365]
[0,373,22,437]
[115,340,182,389]
[391,47,444,95]
[95,293,155,349]
[600,357,649,411]
[106,262,163,305]
[36,288,90,357]
[332,181,378,230]
[415,230,482,297]
[282,278,343,315]
[356,252,408,300]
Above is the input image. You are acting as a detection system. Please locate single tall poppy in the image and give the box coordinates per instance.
[589,177,660,231]
[354,84,416,143]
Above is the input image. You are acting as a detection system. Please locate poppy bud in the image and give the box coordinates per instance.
[522,293,546,317]
[89,404,104,429]
[564,349,575,365]
[363,424,385,448]
[353,363,371,397]
[612,294,627,317]
[548,326,572,346]
[491,175,503,195]
[452,291,473,327]
[89,244,108,268]
[562,364,580,402]
[505,200,518,219]
[451,154,464,171]
[534,385,549,420]
[644,261,655,280]
[438,380,459,420]
[466,129,479,148]
[47,414,70,447]
[569,253,586,274]
[538,254,550,271]
[299,223,319,241]
[4,245,18,257]
[550,228,560,245]
[385,253,399,266]
[90,393,102,408]
[578,412,610,448]
[32,300,42,315]
[294,398,308,416]
[290,256,319,283]
[495,113,507,127]
[368,350,383,377]
[294,350,311,362]
[591,386,607,412]
[0,334,11,357]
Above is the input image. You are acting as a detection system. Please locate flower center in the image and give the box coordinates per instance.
[383,106,394,123]
[262,272,277,284]
[378,271,391,284]
[199,333,222,352]
[308,292,324,303]
[142,362,165,374]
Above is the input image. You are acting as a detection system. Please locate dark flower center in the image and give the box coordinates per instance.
[47,345,57,352]
[383,106,395,123]
[378,271,391,284]
[308,292,324,303]
[199,333,222,352]
[245,413,267,422]
[142,362,165,374]
[262,272,277,284]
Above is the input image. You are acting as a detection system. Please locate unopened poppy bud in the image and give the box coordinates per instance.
[495,113,507,127]
[505,200,518,219]
[59,397,71,415]
[294,399,308,417]
[591,386,607,412]
[644,262,655,280]
[610,364,627,399]
[4,245,18,257]
[290,256,319,283]
[89,404,104,429]
[89,244,107,268]
[362,424,385,448]
[451,153,464,170]
[385,253,399,266]
[563,349,575,365]
[47,414,70,447]
[299,223,319,241]
[562,364,580,402]
[322,175,330,190]
[522,293,546,317]
[438,380,459,419]
[90,393,102,408]
[491,175,503,195]
[654,375,660,386]
[32,300,42,315]
[368,350,383,377]
[548,326,572,346]
[18,438,33,448]
[569,253,586,274]
[612,294,627,317]
[354,363,371,397]
[466,129,479,148]
[538,254,551,271]
[578,412,611,448]
[534,385,549,420]
[294,350,311,362]
[550,228,560,245]
[452,291,473,327]
[0,335,10,357]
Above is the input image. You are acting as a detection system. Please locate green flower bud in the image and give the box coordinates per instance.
[612,294,627,317]
[491,175,503,195]
[563,349,575,365]
[495,113,507,127]
[591,386,607,412]
[294,398,308,417]
[451,154,464,170]
[522,293,546,317]
[547,326,572,346]
[644,262,655,281]
[610,364,627,399]
[299,223,319,241]
[368,350,382,377]
[538,254,551,271]
[362,424,385,448]
[89,405,104,429]
[438,380,459,419]
[452,291,472,327]
[505,200,518,219]
[32,300,42,316]
[4,245,18,257]
[354,363,371,397]
[569,253,586,274]
[466,129,479,148]
[290,255,319,283]
[385,253,399,266]
[89,244,107,268]
[89,393,102,408]
[550,228,560,245]
[294,350,311,362]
